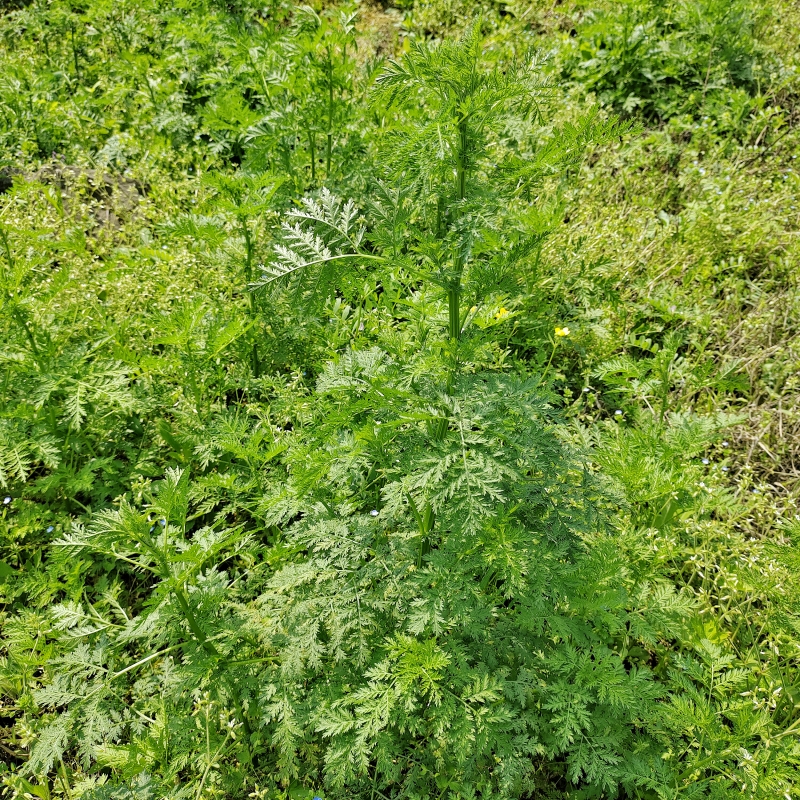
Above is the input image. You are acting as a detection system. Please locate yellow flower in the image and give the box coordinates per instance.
[555,326,570,337]
[494,307,510,321]
[470,305,478,314]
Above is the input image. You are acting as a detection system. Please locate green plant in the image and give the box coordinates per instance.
[0,222,140,512]
[559,0,770,120]
[3,0,800,797]
[248,26,682,799]
[27,469,257,782]
[243,6,361,187]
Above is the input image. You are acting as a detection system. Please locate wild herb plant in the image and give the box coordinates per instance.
[291,6,358,183]
[2,0,800,798]
[249,27,685,798]
[239,5,362,190]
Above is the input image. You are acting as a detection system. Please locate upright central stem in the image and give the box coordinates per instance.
[447,118,469,348]
[240,214,260,377]
[447,118,469,345]
[436,118,470,439]
[448,284,461,342]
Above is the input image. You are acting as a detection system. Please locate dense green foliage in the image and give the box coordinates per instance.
[1,0,799,798]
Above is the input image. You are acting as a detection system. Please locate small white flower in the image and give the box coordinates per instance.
[2,496,10,505]
[583,387,590,393]
[370,510,379,517]
[702,458,709,465]
[614,410,623,416]
[722,441,729,447]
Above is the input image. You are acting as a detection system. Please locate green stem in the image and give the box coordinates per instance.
[9,305,39,359]
[435,120,470,441]
[776,715,800,740]
[172,585,253,742]
[59,758,73,800]
[144,73,157,107]
[326,50,334,179]
[456,119,468,202]
[238,213,260,376]
[539,341,558,385]
[70,23,81,84]
[1,230,41,360]
[677,751,725,783]
[26,90,42,154]
[447,119,469,348]
[186,363,201,409]
[657,360,671,429]
[418,503,434,567]
[173,586,219,657]
[448,284,461,342]
[308,130,316,183]
[112,644,184,679]
[239,216,254,293]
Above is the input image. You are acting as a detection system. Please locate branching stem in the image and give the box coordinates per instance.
[172,584,254,744]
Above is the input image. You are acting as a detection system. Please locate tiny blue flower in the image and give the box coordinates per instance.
[722,441,729,447]
[150,526,155,532]
[370,510,379,517]
[614,410,623,416]
[702,458,709,465]
[721,467,729,472]
[3,496,10,505]
[47,525,54,533]
[313,796,323,800]
[159,519,166,527]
